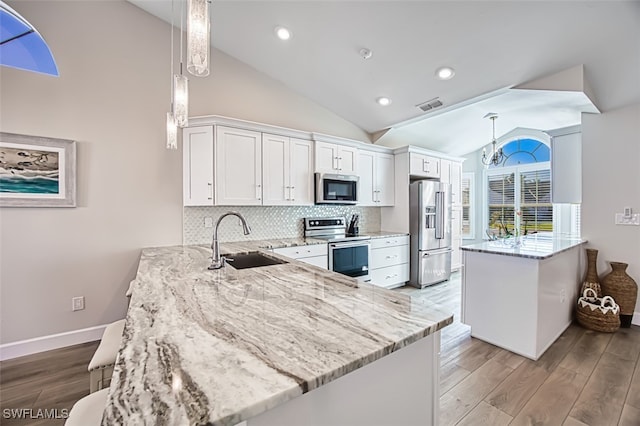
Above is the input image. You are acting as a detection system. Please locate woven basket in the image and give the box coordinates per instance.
[576,288,620,333]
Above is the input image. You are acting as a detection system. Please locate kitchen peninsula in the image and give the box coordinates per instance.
[461,235,586,360]
[102,241,453,426]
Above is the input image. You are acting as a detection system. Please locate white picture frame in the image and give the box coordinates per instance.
[0,132,77,207]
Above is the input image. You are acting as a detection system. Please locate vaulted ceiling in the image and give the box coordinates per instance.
[129,0,640,155]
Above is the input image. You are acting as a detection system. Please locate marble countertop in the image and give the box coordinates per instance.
[461,235,587,259]
[364,231,409,239]
[103,244,453,426]
[237,232,409,251]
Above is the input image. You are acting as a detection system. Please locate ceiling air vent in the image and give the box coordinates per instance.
[416,97,443,112]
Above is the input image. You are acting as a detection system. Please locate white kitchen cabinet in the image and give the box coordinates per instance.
[273,244,328,270]
[451,206,462,271]
[215,126,262,205]
[369,235,409,289]
[439,159,451,184]
[358,150,395,206]
[262,134,314,206]
[315,141,358,174]
[183,126,214,206]
[450,162,462,206]
[550,128,581,204]
[409,153,440,179]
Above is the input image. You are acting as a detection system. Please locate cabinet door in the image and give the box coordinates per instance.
[440,159,451,183]
[289,138,314,205]
[358,150,375,206]
[337,145,358,174]
[451,206,462,270]
[450,162,462,205]
[183,126,214,206]
[215,126,262,205]
[262,133,289,206]
[376,153,395,206]
[409,153,440,178]
[315,141,337,173]
[551,131,581,203]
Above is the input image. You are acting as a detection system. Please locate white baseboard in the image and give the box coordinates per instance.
[633,311,640,327]
[0,324,110,361]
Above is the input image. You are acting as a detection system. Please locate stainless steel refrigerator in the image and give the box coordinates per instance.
[409,180,452,288]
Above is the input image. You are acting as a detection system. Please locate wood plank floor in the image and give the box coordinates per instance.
[400,272,640,426]
[1,272,638,425]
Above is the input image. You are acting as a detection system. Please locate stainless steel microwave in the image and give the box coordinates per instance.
[315,173,358,205]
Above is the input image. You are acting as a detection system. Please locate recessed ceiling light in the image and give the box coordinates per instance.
[376,97,392,106]
[435,66,455,80]
[275,26,291,41]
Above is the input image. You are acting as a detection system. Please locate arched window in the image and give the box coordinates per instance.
[485,138,552,238]
[489,138,550,168]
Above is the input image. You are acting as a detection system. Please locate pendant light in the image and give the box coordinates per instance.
[173,0,189,128]
[166,0,178,149]
[187,0,210,77]
[481,113,505,166]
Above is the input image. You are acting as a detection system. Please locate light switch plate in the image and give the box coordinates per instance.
[615,213,640,226]
[204,217,213,228]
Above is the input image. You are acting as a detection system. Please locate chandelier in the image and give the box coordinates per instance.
[481,113,504,166]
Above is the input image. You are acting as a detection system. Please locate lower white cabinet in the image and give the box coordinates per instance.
[369,236,409,289]
[273,244,328,270]
[451,206,462,271]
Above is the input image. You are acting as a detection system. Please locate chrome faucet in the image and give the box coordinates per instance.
[208,211,251,270]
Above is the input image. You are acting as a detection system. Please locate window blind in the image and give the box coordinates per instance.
[520,169,552,233]
[487,172,515,236]
[461,177,471,236]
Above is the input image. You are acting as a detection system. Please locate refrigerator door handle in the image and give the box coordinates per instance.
[435,191,444,239]
[422,248,453,257]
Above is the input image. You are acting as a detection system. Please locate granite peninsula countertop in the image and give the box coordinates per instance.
[461,235,586,260]
[103,243,452,426]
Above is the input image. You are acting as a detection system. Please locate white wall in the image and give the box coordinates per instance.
[0,0,369,346]
[581,103,640,317]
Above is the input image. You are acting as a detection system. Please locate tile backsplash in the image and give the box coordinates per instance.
[184,206,381,245]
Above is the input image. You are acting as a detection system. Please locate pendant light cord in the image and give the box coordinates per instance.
[170,0,175,112]
[180,0,184,75]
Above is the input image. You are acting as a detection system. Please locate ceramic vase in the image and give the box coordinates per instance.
[601,262,637,328]
[581,249,602,297]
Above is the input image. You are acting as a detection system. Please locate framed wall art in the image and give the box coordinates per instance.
[0,132,76,207]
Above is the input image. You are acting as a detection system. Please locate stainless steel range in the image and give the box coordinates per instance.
[304,217,371,282]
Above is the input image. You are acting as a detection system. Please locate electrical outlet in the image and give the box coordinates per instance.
[615,213,640,226]
[204,217,213,228]
[560,288,566,303]
[72,296,85,311]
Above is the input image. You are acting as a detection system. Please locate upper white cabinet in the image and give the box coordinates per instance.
[215,126,262,206]
[358,150,395,206]
[315,141,358,174]
[550,127,581,204]
[409,153,440,178]
[183,126,214,206]
[439,159,451,184]
[262,134,314,206]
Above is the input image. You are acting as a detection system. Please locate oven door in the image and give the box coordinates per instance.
[329,241,371,281]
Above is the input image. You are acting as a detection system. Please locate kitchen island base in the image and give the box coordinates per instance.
[238,331,439,426]
[461,242,583,360]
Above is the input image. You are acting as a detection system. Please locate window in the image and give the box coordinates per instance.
[484,138,552,237]
[461,173,474,239]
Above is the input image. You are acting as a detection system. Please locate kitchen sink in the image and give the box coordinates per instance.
[224,252,288,270]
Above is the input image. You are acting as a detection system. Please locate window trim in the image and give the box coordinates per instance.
[461,172,475,240]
